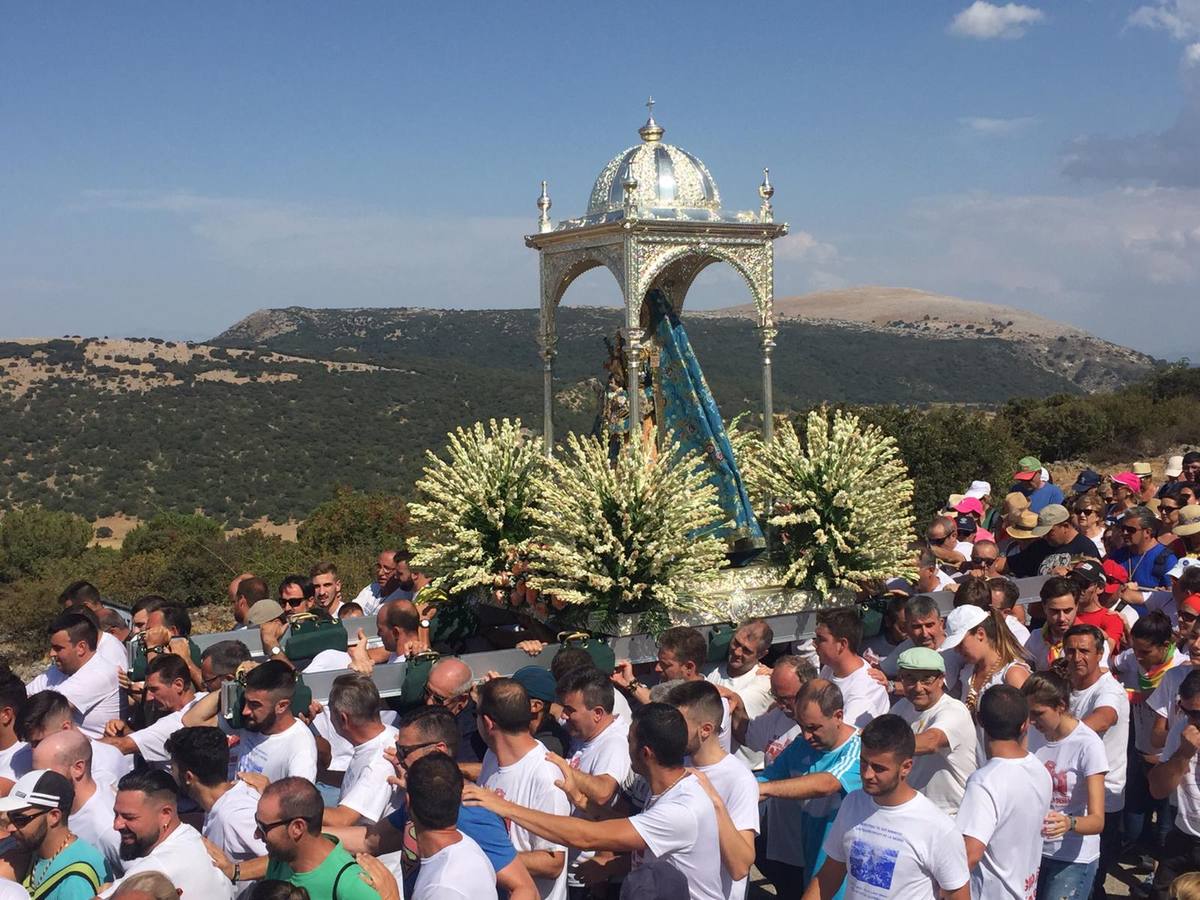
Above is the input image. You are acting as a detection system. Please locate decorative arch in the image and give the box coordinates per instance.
[631,239,771,330]
[537,243,625,354]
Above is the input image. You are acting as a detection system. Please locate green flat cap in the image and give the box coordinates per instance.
[897,646,945,673]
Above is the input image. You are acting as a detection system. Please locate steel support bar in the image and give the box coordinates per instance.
[203,576,1052,704]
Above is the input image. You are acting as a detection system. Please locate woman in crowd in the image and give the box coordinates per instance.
[1072,491,1108,559]
[942,606,1032,715]
[1021,671,1108,900]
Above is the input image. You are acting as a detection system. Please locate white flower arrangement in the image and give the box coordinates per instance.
[744,407,916,595]
[408,418,546,595]
[526,430,728,632]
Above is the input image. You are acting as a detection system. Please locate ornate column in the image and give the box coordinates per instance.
[760,328,775,444]
[540,345,556,456]
[626,327,643,438]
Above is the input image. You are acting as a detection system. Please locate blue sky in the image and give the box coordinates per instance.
[2,2,1198,358]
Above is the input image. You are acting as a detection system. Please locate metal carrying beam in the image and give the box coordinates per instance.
[198,576,1051,704]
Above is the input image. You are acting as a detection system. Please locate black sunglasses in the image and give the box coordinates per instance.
[7,809,48,828]
[254,817,295,836]
[282,596,307,608]
[395,739,442,764]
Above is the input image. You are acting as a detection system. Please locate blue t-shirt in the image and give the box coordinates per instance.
[24,835,110,900]
[1026,482,1064,513]
[758,732,862,899]
[1112,543,1178,590]
[387,801,517,896]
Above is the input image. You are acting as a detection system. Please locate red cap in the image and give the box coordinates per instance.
[1183,594,1200,617]
[1102,558,1128,595]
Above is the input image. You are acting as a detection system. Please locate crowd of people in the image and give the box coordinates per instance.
[0,452,1198,899]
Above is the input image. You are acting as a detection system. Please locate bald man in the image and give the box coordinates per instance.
[425,658,487,763]
[33,727,123,875]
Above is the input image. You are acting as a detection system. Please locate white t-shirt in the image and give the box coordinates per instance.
[821,660,889,729]
[96,631,128,673]
[302,649,352,672]
[26,654,121,739]
[413,832,499,900]
[99,822,235,899]
[1069,673,1130,812]
[0,882,28,900]
[706,664,774,769]
[204,779,266,897]
[351,582,384,616]
[743,708,800,768]
[893,692,978,815]
[1005,616,1031,646]
[696,754,760,900]
[73,777,122,878]
[91,736,134,784]
[824,789,970,899]
[0,741,31,782]
[1150,663,1198,735]
[1113,647,1187,754]
[1027,722,1108,863]
[338,724,400,823]
[130,693,207,768]
[231,718,318,783]
[1161,717,1200,837]
[956,754,1052,900]
[628,773,724,900]
[479,741,571,900]
[204,779,267,859]
[566,717,631,888]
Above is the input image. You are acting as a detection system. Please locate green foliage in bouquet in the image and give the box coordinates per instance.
[408,419,546,595]
[526,431,728,632]
[745,407,916,595]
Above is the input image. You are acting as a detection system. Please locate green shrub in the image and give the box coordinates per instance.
[0,507,93,582]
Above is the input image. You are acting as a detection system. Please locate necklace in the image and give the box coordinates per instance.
[658,769,688,797]
[966,657,1002,714]
[30,832,75,891]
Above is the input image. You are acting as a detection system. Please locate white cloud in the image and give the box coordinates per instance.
[1129,0,1200,40]
[948,2,1045,39]
[959,115,1040,135]
[775,230,839,265]
[1186,41,1200,65]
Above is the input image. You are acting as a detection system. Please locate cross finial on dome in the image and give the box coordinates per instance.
[639,96,664,143]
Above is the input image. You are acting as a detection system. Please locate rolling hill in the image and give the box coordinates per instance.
[0,289,1158,525]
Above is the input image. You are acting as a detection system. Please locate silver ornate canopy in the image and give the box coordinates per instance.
[526,99,788,454]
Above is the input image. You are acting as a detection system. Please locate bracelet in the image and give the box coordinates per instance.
[231,863,240,883]
[1068,815,1076,833]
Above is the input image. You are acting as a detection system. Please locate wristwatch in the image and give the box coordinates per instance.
[1068,815,1077,833]
[268,644,282,657]
[420,619,431,629]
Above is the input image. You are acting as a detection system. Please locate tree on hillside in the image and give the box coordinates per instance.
[297,487,409,556]
[0,507,93,582]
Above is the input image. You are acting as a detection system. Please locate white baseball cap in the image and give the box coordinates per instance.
[965,480,991,500]
[940,605,989,651]
[1169,557,1200,581]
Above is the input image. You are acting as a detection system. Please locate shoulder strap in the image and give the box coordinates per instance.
[1151,548,1170,585]
[27,861,102,900]
[331,859,357,899]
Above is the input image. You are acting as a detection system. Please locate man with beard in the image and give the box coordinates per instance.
[1008,504,1098,578]
[0,769,109,898]
[181,660,316,782]
[100,769,232,898]
[101,655,201,771]
[258,777,380,899]
[32,729,122,879]
[705,619,774,768]
[311,561,344,618]
[807,716,970,900]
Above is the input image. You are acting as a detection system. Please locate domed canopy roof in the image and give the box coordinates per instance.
[587,131,721,217]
